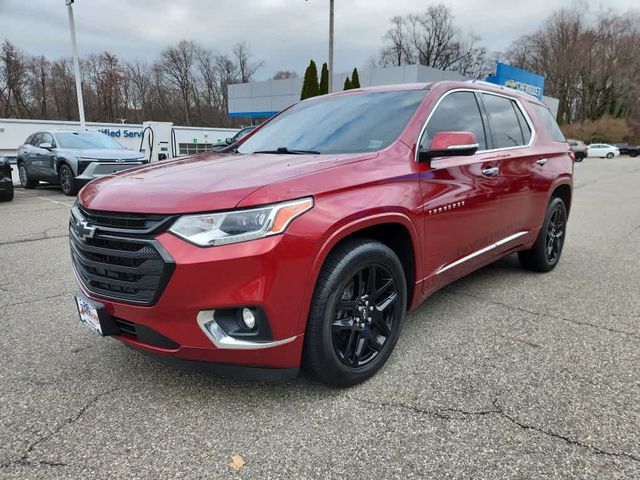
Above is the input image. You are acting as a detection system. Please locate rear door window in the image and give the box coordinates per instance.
[421,91,487,150]
[481,94,527,148]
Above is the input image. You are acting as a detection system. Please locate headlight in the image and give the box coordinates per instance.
[169,197,313,247]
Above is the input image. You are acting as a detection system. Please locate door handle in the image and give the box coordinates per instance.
[536,158,548,166]
[481,167,499,177]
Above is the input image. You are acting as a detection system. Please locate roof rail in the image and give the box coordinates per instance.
[466,79,539,100]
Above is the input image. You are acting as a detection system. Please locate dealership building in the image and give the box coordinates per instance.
[228,63,558,120]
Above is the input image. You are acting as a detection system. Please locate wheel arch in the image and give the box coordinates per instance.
[297,213,421,334]
[551,183,572,214]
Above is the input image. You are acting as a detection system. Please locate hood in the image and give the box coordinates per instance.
[78,151,376,213]
[62,148,144,161]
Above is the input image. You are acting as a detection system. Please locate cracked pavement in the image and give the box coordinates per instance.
[1,158,639,479]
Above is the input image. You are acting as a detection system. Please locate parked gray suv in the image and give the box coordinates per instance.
[16,130,147,195]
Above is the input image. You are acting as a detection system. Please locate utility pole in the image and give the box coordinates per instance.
[328,0,334,92]
[306,0,335,92]
[66,0,86,129]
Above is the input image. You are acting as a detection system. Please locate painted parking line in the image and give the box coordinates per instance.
[37,196,75,207]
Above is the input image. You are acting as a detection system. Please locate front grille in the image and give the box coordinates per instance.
[77,205,172,233]
[70,208,175,305]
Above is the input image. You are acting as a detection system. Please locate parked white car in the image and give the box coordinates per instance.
[587,143,620,159]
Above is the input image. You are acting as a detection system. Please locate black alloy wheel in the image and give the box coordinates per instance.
[331,264,398,368]
[545,205,566,264]
[304,239,407,386]
[518,197,568,272]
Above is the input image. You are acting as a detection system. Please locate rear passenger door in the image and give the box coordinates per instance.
[479,92,539,238]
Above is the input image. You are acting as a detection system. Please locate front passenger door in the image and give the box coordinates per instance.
[34,132,58,181]
[417,90,504,290]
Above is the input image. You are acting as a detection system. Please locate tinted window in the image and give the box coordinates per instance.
[513,103,532,144]
[482,94,526,148]
[234,127,254,142]
[56,132,123,149]
[24,134,34,146]
[31,133,43,146]
[420,91,487,150]
[41,132,54,146]
[238,90,427,155]
[533,104,565,142]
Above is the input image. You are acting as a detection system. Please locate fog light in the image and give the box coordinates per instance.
[241,308,256,329]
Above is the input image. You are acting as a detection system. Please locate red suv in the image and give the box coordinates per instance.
[70,81,573,386]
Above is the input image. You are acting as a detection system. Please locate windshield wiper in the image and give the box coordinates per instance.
[253,147,320,155]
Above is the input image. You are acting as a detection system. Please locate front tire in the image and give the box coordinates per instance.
[518,197,567,272]
[59,164,78,196]
[574,153,584,162]
[606,152,614,159]
[304,239,407,387]
[18,162,37,189]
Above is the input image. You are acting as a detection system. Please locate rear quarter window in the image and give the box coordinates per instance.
[532,104,565,142]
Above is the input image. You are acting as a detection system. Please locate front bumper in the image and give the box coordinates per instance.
[76,161,145,182]
[75,231,318,370]
[0,175,12,192]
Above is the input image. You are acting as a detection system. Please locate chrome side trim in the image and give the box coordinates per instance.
[447,143,479,150]
[414,88,537,163]
[196,310,298,350]
[436,231,528,274]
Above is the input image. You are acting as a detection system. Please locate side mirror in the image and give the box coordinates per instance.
[39,142,53,150]
[225,138,233,145]
[418,131,479,162]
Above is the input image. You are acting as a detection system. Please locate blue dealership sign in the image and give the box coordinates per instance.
[486,63,544,99]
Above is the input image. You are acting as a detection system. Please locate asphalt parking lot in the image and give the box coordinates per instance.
[1,156,639,479]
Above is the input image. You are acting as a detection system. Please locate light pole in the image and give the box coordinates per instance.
[306,0,334,92]
[66,0,86,129]
[328,0,334,92]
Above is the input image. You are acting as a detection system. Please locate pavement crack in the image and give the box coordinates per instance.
[0,387,120,470]
[350,397,499,421]
[351,396,640,464]
[0,234,69,247]
[0,291,77,310]
[457,292,640,340]
[491,399,640,464]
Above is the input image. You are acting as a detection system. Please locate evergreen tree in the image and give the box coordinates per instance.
[343,76,352,90]
[351,68,361,88]
[300,60,320,100]
[319,62,329,95]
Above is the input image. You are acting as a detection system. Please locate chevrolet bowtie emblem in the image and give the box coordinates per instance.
[76,221,97,241]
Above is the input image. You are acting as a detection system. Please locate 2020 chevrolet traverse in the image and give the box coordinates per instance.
[69,81,573,386]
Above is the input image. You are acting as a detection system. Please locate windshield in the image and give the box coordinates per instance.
[237,90,427,155]
[56,132,124,150]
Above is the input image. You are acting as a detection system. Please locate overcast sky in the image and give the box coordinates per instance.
[0,0,634,80]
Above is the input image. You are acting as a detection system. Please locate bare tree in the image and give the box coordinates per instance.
[377,5,487,77]
[160,40,198,125]
[233,42,264,83]
[273,70,298,80]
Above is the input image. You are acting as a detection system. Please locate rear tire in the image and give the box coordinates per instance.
[518,197,567,272]
[574,153,584,162]
[606,152,614,159]
[18,162,37,189]
[303,239,407,387]
[59,164,78,196]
